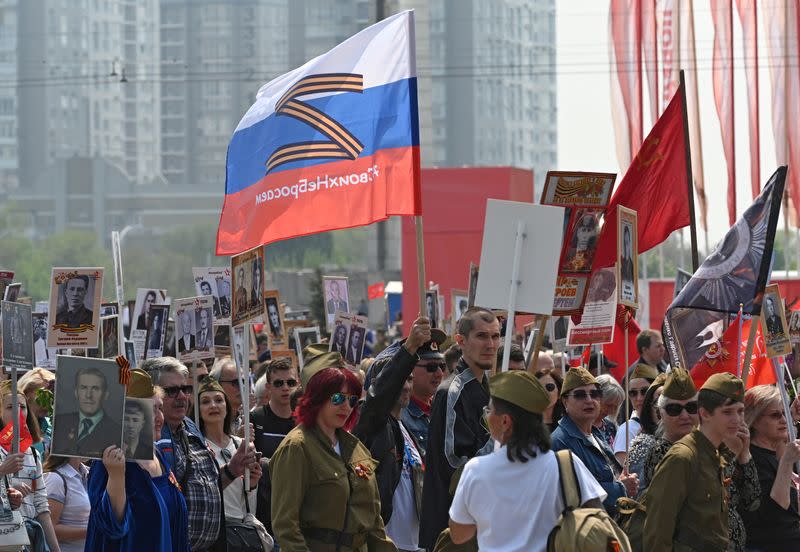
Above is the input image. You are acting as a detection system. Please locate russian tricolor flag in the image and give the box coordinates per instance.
[216,11,421,256]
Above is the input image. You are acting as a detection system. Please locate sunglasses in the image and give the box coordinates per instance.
[163,385,193,398]
[544,383,557,392]
[331,392,360,408]
[417,362,446,373]
[662,401,699,417]
[272,379,298,389]
[628,388,648,398]
[220,447,232,462]
[763,410,786,420]
[567,389,603,401]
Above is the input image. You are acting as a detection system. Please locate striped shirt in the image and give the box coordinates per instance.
[0,445,49,520]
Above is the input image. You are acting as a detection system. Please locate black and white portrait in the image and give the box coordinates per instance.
[294,326,321,363]
[763,294,784,337]
[163,320,176,358]
[101,316,120,359]
[2,301,33,371]
[144,305,169,359]
[32,313,55,369]
[123,397,154,460]
[323,276,349,331]
[346,324,365,366]
[51,356,124,459]
[195,307,214,351]
[193,266,232,324]
[176,308,196,356]
[231,247,266,327]
[617,207,638,308]
[266,297,282,338]
[48,268,103,348]
[174,295,214,361]
[425,290,439,329]
[329,322,349,355]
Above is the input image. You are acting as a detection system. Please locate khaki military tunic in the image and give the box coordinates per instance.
[643,429,729,552]
[269,424,397,552]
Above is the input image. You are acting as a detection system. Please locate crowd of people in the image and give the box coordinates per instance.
[1,307,799,551]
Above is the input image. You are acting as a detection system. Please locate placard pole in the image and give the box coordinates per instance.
[11,366,19,455]
[241,325,251,492]
[531,316,548,374]
[624,308,631,456]
[741,319,759,388]
[500,221,526,372]
[415,216,427,316]
[192,360,199,426]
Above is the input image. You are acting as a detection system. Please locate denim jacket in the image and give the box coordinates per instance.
[551,414,626,514]
[401,398,430,459]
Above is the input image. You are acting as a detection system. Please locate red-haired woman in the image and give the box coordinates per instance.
[269,346,397,552]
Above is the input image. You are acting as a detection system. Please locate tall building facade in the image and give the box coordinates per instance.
[159,0,287,189]
[17,0,162,191]
[0,0,18,192]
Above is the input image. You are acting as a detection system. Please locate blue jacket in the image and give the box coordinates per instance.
[156,417,204,474]
[551,414,626,514]
[401,398,430,458]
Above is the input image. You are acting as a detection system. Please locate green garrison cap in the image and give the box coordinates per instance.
[301,343,345,388]
[561,366,597,396]
[630,363,659,382]
[126,369,154,399]
[649,372,667,390]
[662,368,696,400]
[197,375,225,397]
[701,372,745,402]
[489,370,551,414]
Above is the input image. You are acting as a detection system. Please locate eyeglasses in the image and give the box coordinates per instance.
[162,385,193,398]
[544,383,557,392]
[482,406,492,418]
[272,379,298,389]
[628,388,648,398]
[567,389,603,401]
[417,362,446,373]
[662,401,699,417]
[331,392,360,408]
[219,378,245,387]
[763,410,786,420]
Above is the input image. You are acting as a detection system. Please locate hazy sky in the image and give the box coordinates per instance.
[557,1,781,247]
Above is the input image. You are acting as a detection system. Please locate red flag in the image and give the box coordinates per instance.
[593,84,690,269]
[609,0,643,169]
[735,0,761,198]
[602,305,641,382]
[711,0,736,225]
[367,282,385,300]
[0,411,32,453]
[690,315,775,389]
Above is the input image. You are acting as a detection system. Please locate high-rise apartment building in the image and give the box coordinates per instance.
[0,0,18,192]
[17,0,162,189]
[159,0,287,189]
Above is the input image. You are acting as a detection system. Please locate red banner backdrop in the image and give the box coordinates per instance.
[400,167,534,335]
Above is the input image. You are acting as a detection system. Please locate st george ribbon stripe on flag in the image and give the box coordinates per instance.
[663,167,786,371]
[217,11,421,256]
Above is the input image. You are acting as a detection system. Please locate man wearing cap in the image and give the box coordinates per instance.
[418,308,500,549]
[551,366,639,514]
[401,325,448,458]
[448,370,606,549]
[644,372,749,552]
[354,317,440,552]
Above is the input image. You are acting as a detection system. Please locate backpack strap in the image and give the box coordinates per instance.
[555,449,582,510]
[55,469,69,503]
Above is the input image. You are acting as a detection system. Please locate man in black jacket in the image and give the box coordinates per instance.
[353,317,444,552]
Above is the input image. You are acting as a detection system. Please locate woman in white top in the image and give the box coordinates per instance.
[614,363,658,464]
[0,379,61,552]
[197,376,260,521]
[449,370,606,552]
[43,455,90,552]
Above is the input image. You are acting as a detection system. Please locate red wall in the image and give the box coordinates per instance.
[400,167,534,332]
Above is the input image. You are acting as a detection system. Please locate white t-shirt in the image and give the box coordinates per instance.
[449,447,607,552]
[384,423,423,550]
[612,416,642,454]
[207,437,257,521]
[43,463,90,552]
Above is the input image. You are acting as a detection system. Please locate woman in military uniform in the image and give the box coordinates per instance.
[269,345,397,552]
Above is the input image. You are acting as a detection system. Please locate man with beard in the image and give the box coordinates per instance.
[148,356,259,552]
[355,317,438,552]
[418,307,500,549]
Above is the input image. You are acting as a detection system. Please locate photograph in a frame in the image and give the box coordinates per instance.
[47,268,104,348]
[2,301,33,372]
[323,276,350,331]
[144,305,170,360]
[231,247,266,327]
[122,397,154,460]
[193,267,232,324]
[51,356,125,459]
[616,206,638,308]
[264,290,287,350]
[32,312,56,369]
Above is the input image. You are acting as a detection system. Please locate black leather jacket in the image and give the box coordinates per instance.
[353,342,424,525]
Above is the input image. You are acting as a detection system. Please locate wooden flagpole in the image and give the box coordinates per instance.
[735,304,744,377]
[530,315,548,373]
[415,216,426,316]
[624,307,631,456]
[679,70,700,272]
[741,318,759,388]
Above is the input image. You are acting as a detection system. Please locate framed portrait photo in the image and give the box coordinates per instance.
[616,206,638,309]
[47,268,104,349]
[761,284,791,358]
[323,276,350,332]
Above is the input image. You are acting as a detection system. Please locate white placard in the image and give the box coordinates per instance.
[474,200,564,314]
